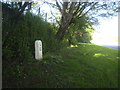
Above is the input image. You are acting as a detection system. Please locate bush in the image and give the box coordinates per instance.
[2,5,66,88]
[2,7,62,62]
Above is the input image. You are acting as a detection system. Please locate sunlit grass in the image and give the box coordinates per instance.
[26,43,118,88]
[69,45,78,48]
[93,53,106,57]
[3,43,119,88]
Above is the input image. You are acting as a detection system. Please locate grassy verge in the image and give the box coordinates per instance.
[3,43,119,88]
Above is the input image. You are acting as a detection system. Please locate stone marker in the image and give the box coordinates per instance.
[35,40,42,60]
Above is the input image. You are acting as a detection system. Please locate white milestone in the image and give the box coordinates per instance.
[35,40,43,60]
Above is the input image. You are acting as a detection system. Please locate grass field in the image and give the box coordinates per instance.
[3,43,119,88]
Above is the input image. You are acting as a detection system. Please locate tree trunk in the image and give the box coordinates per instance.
[55,13,73,41]
[55,2,76,41]
[55,24,68,40]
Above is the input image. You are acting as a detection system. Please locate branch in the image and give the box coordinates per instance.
[50,9,60,26]
[69,2,77,14]
[76,2,89,18]
[43,1,56,7]
[55,0,62,13]
[70,2,98,25]
[63,2,69,11]
[79,2,98,18]
[18,2,22,8]
[73,2,82,15]
[19,2,32,13]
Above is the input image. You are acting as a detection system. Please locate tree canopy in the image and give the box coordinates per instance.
[41,1,118,41]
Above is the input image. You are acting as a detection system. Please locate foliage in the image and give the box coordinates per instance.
[2,3,68,88]
[45,1,118,41]
[76,27,94,43]
[2,2,32,14]
[2,3,64,63]
[2,2,119,88]
[65,15,94,45]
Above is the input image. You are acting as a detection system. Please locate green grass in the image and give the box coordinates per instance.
[3,43,119,88]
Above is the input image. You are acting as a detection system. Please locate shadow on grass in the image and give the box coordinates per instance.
[2,43,119,88]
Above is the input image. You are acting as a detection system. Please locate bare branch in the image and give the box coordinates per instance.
[63,2,69,11]
[55,0,62,13]
[69,2,77,14]
[77,2,89,17]
[43,1,55,7]
[73,2,82,15]
[79,2,98,18]
[19,2,32,13]
[50,10,61,26]
[18,2,22,8]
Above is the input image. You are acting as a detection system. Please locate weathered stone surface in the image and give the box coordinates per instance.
[35,40,42,60]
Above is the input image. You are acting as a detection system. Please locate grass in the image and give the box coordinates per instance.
[3,43,119,88]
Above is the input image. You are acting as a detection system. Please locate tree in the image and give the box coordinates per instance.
[2,2,33,20]
[2,2,59,62]
[65,14,94,45]
[43,1,118,41]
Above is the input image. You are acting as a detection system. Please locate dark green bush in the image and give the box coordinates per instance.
[2,4,66,88]
[2,6,63,62]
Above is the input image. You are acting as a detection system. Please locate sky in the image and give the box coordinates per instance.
[91,16,118,45]
[33,1,119,46]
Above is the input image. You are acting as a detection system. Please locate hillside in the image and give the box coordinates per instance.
[3,43,119,88]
